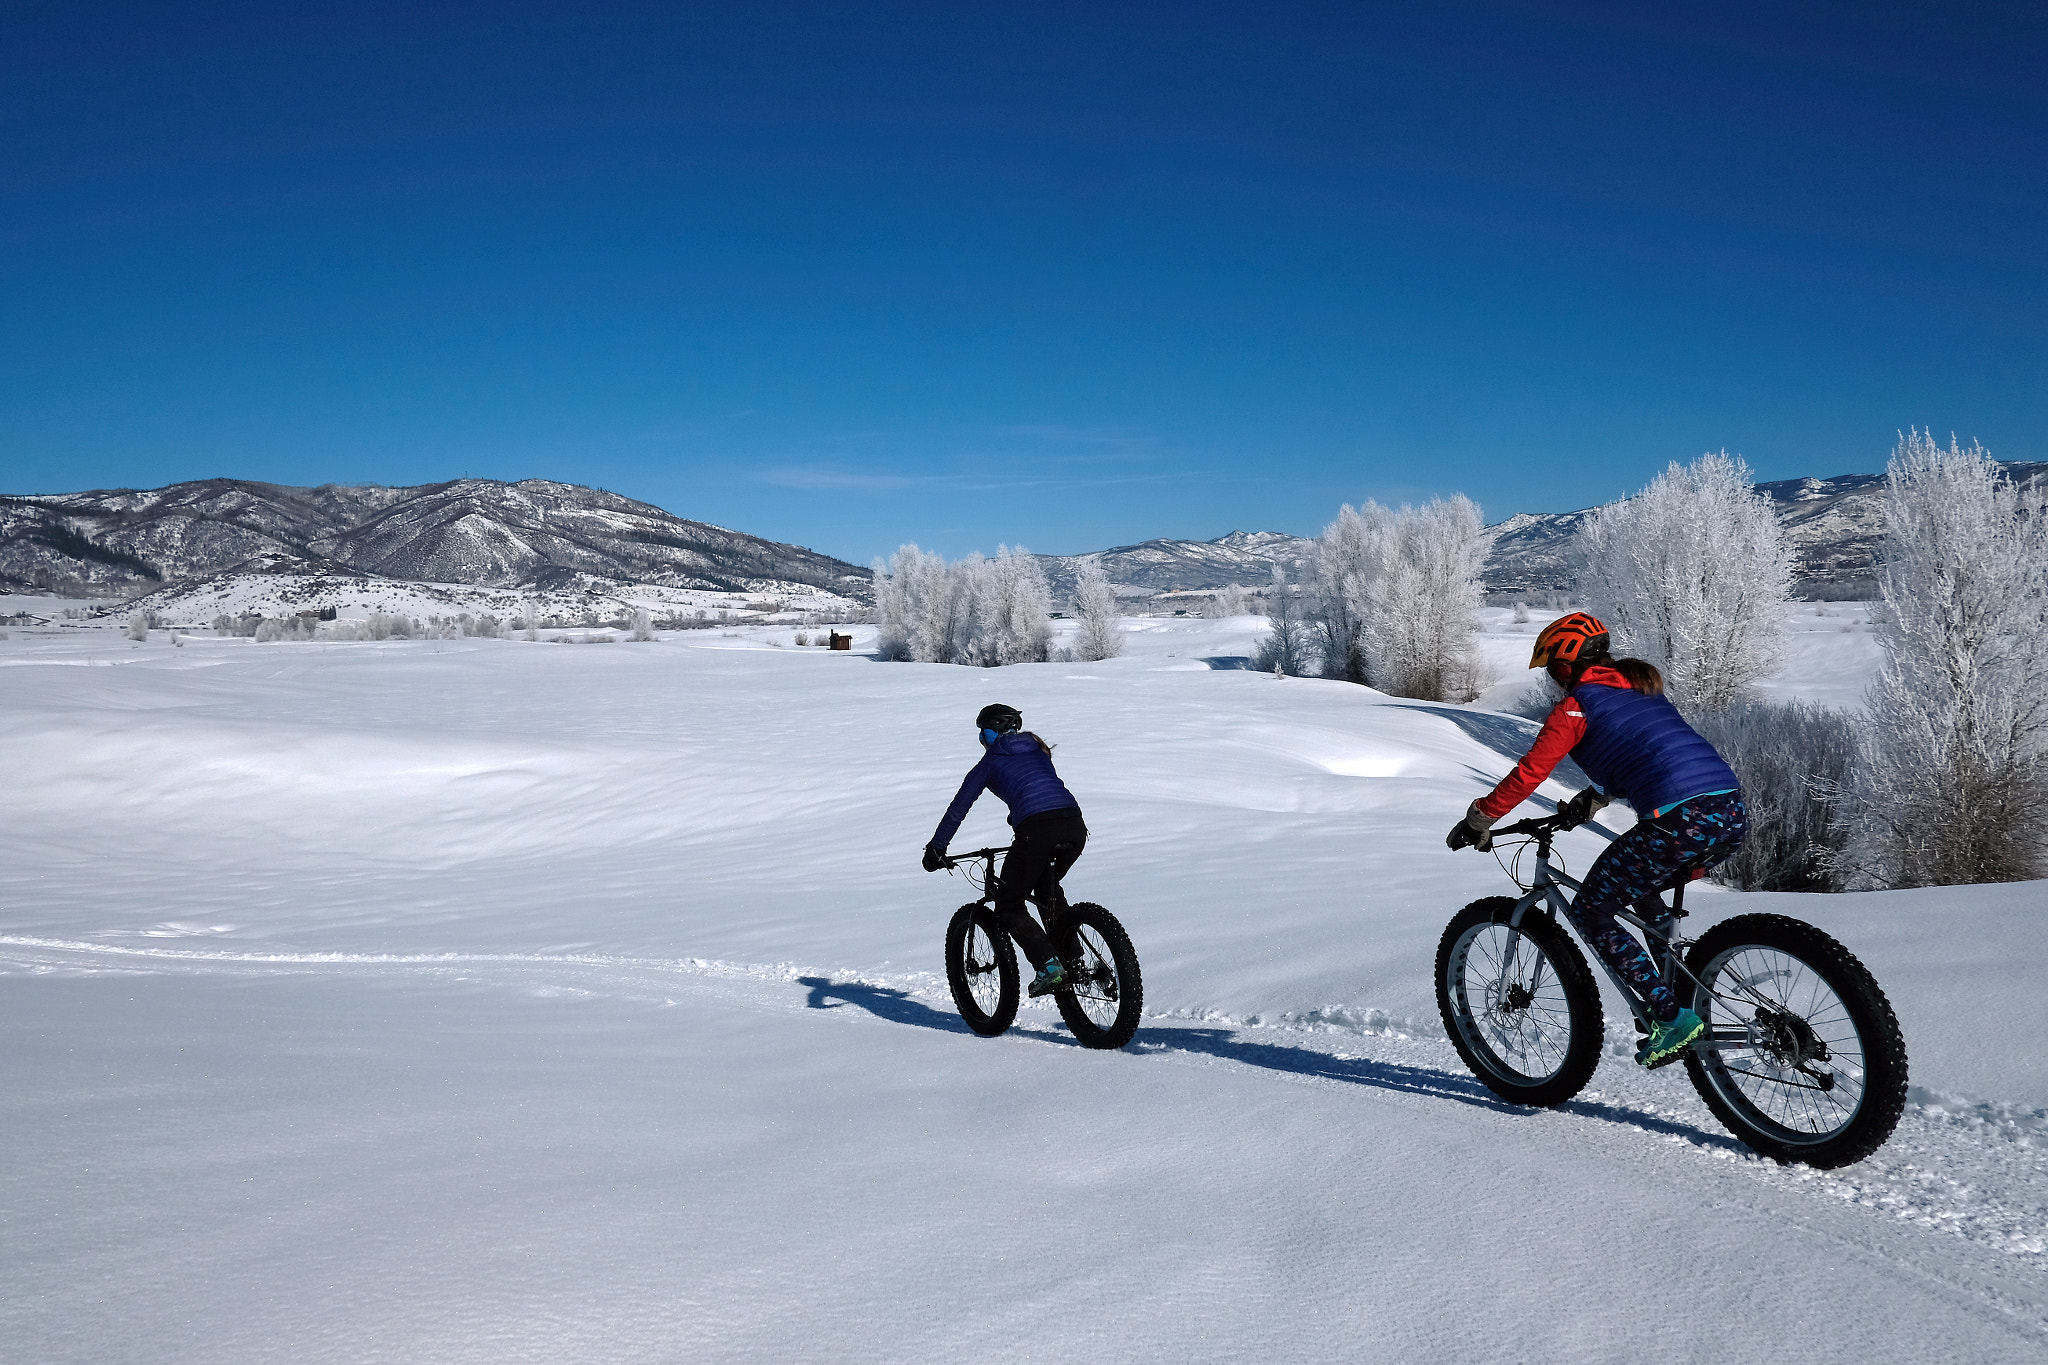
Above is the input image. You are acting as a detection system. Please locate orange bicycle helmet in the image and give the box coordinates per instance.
[1529,612,1610,669]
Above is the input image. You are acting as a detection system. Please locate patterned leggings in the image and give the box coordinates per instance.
[1566,791,1747,1023]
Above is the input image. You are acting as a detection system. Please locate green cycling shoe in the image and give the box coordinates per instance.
[1027,958,1069,998]
[1636,1007,1705,1069]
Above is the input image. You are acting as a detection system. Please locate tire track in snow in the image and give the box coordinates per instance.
[7,932,2044,1336]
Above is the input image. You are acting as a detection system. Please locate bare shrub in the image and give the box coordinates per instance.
[1252,562,1314,676]
[631,608,654,642]
[126,612,149,641]
[1691,697,1856,892]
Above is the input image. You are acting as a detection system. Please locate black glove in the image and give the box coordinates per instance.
[921,844,947,873]
[1558,787,1610,829]
[1445,801,1495,852]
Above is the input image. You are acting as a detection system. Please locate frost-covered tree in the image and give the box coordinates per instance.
[1833,433,2048,887]
[1070,561,1125,661]
[630,607,654,642]
[1305,495,1487,699]
[971,547,1055,667]
[872,544,1052,667]
[126,612,148,642]
[1206,583,1250,618]
[1573,451,1793,713]
[1252,562,1314,676]
[1379,494,1489,701]
[1308,502,1389,684]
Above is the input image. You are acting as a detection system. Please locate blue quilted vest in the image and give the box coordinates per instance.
[1569,681,1739,817]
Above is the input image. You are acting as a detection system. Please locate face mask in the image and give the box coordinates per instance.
[980,728,1004,745]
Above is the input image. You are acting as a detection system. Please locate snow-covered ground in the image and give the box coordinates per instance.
[4,605,2039,1362]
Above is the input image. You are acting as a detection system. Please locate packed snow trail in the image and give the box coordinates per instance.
[5,935,2044,1363]
[3,612,2042,1361]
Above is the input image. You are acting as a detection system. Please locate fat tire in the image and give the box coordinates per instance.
[1436,896,1604,1107]
[945,904,1019,1036]
[1682,913,1907,1168]
[1051,903,1144,1049]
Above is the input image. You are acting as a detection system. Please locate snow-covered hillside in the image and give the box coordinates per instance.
[2,605,2039,1362]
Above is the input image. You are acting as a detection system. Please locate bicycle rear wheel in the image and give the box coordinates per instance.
[1436,897,1603,1106]
[946,905,1019,1036]
[1682,913,1907,1167]
[1051,903,1143,1049]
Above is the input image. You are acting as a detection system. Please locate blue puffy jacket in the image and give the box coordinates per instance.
[930,732,1081,851]
[1570,679,1739,818]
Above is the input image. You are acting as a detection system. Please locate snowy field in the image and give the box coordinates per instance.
[4,603,2043,1362]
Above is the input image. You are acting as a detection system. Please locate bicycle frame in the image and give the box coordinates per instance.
[942,845,1069,928]
[1494,817,1715,1039]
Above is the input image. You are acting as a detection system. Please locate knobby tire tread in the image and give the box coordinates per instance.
[945,904,1019,1036]
[1436,896,1604,1107]
[1052,903,1143,1049]
[1682,912,1907,1167]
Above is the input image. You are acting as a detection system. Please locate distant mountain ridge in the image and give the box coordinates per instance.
[0,477,871,600]
[8,462,2042,611]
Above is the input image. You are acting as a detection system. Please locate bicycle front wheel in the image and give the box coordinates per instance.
[1682,913,1907,1168]
[1052,903,1143,1049]
[946,905,1019,1036]
[1436,897,1603,1106]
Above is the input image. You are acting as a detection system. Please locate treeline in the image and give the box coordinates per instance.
[872,546,1125,665]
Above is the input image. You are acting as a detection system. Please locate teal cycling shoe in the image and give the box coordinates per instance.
[1636,1007,1705,1068]
[1026,958,1069,998]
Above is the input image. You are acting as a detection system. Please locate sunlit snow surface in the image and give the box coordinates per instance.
[4,606,2043,1362]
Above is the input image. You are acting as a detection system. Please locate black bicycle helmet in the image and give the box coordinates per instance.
[975,703,1023,737]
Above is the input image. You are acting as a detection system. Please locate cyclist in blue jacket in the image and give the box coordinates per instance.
[1447,612,1748,1068]
[924,703,1088,998]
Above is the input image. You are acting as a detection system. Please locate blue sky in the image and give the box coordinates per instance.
[4,1,2042,562]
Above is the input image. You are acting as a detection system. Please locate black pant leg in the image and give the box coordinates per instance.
[996,808,1086,968]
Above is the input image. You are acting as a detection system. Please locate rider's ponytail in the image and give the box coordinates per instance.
[1610,657,1666,696]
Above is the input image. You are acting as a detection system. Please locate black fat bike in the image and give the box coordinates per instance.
[938,845,1144,1049]
[1436,813,1908,1168]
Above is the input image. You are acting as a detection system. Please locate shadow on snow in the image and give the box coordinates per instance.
[795,976,1735,1150]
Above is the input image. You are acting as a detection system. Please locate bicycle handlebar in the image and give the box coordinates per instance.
[941,845,1013,868]
[1494,813,1575,839]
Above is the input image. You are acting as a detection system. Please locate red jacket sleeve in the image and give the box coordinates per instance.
[1476,695,1586,819]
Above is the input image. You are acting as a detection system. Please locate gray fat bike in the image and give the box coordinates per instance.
[1437,812,1908,1168]
[938,845,1144,1049]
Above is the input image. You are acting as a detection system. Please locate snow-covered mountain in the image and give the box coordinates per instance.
[0,477,872,601]
[1036,529,1316,598]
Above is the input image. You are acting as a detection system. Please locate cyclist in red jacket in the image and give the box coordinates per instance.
[1448,612,1747,1067]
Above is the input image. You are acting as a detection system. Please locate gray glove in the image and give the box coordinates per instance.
[1558,788,1610,829]
[1445,801,1496,852]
